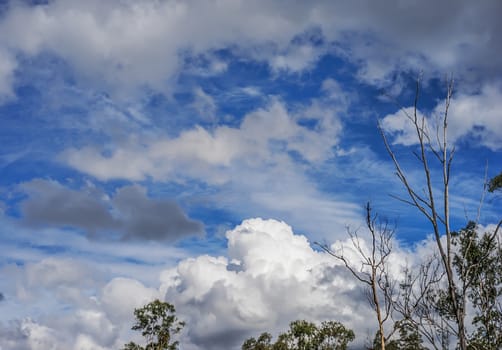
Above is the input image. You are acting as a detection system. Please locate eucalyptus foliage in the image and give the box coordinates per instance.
[123,299,185,350]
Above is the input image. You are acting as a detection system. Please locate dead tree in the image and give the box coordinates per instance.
[378,77,469,349]
[318,203,396,350]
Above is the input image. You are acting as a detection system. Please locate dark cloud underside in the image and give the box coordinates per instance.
[20,180,203,242]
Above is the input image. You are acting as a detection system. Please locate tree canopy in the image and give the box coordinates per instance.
[488,172,502,193]
[123,299,185,350]
[242,320,355,350]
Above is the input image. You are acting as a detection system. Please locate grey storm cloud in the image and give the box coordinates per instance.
[21,179,116,233]
[20,179,203,242]
[112,185,204,241]
[190,327,250,350]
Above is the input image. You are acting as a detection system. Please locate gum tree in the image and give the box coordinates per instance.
[123,299,185,350]
[242,320,355,350]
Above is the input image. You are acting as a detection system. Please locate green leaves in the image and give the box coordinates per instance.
[451,222,502,349]
[242,332,274,350]
[242,320,354,350]
[123,299,185,350]
[488,172,502,193]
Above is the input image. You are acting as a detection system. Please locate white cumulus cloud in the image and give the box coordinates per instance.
[1,218,411,349]
[380,82,502,150]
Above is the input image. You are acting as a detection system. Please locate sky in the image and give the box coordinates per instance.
[0,1,501,349]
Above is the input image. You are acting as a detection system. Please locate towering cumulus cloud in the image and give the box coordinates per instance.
[0,218,393,349]
[161,218,378,349]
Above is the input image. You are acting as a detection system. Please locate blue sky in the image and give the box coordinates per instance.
[0,1,501,349]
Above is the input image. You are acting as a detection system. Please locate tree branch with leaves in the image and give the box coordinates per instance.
[123,299,185,350]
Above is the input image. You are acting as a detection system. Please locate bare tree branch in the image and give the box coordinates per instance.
[317,202,396,350]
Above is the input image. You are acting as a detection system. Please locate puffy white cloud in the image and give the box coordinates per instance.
[2,217,412,349]
[24,257,97,290]
[21,319,62,350]
[73,334,108,350]
[9,217,496,349]
[160,218,387,349]
[380,106,428,146]
[63,98,342,182]
[72,310,117,347]
[0,316,114,350]
[0,258,160,350]
[0,0,500,98]
[11,218,502,350]
[270,43,325,73]
[380,82,502,150]
[0,0,315,97]
[2,257,103,311]
[226,218,322,277]
[100,277,160,324]
[447,83,502,150]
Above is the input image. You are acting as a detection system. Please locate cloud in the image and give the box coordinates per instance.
[1,217,408,349]
[0,320,30,350]
[0,315,114,350]
[0,257,160,349]
[112,185,204,241]
[20,179,203,242]
[63,97,342,182]
[0,215,192,292]
[61,93,358,241]
[380,82,502,150]
[0,0,317,97]
[269,42,325,73]
[100,277,160,324]
[21,179,116,233]
[447,83,502,150]
[6,217,494,349]
[73,334,108,350]
[23,257,100,292]
[0,49,16,100]
[0,0,500,98]
[160,218,385,349]
[21,319,62,350]
[379,106,428,146]
[191,87,217,122]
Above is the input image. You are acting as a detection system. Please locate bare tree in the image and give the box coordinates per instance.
[378,77,468,349]
[318,203,396,350]
[378,76,502,350]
